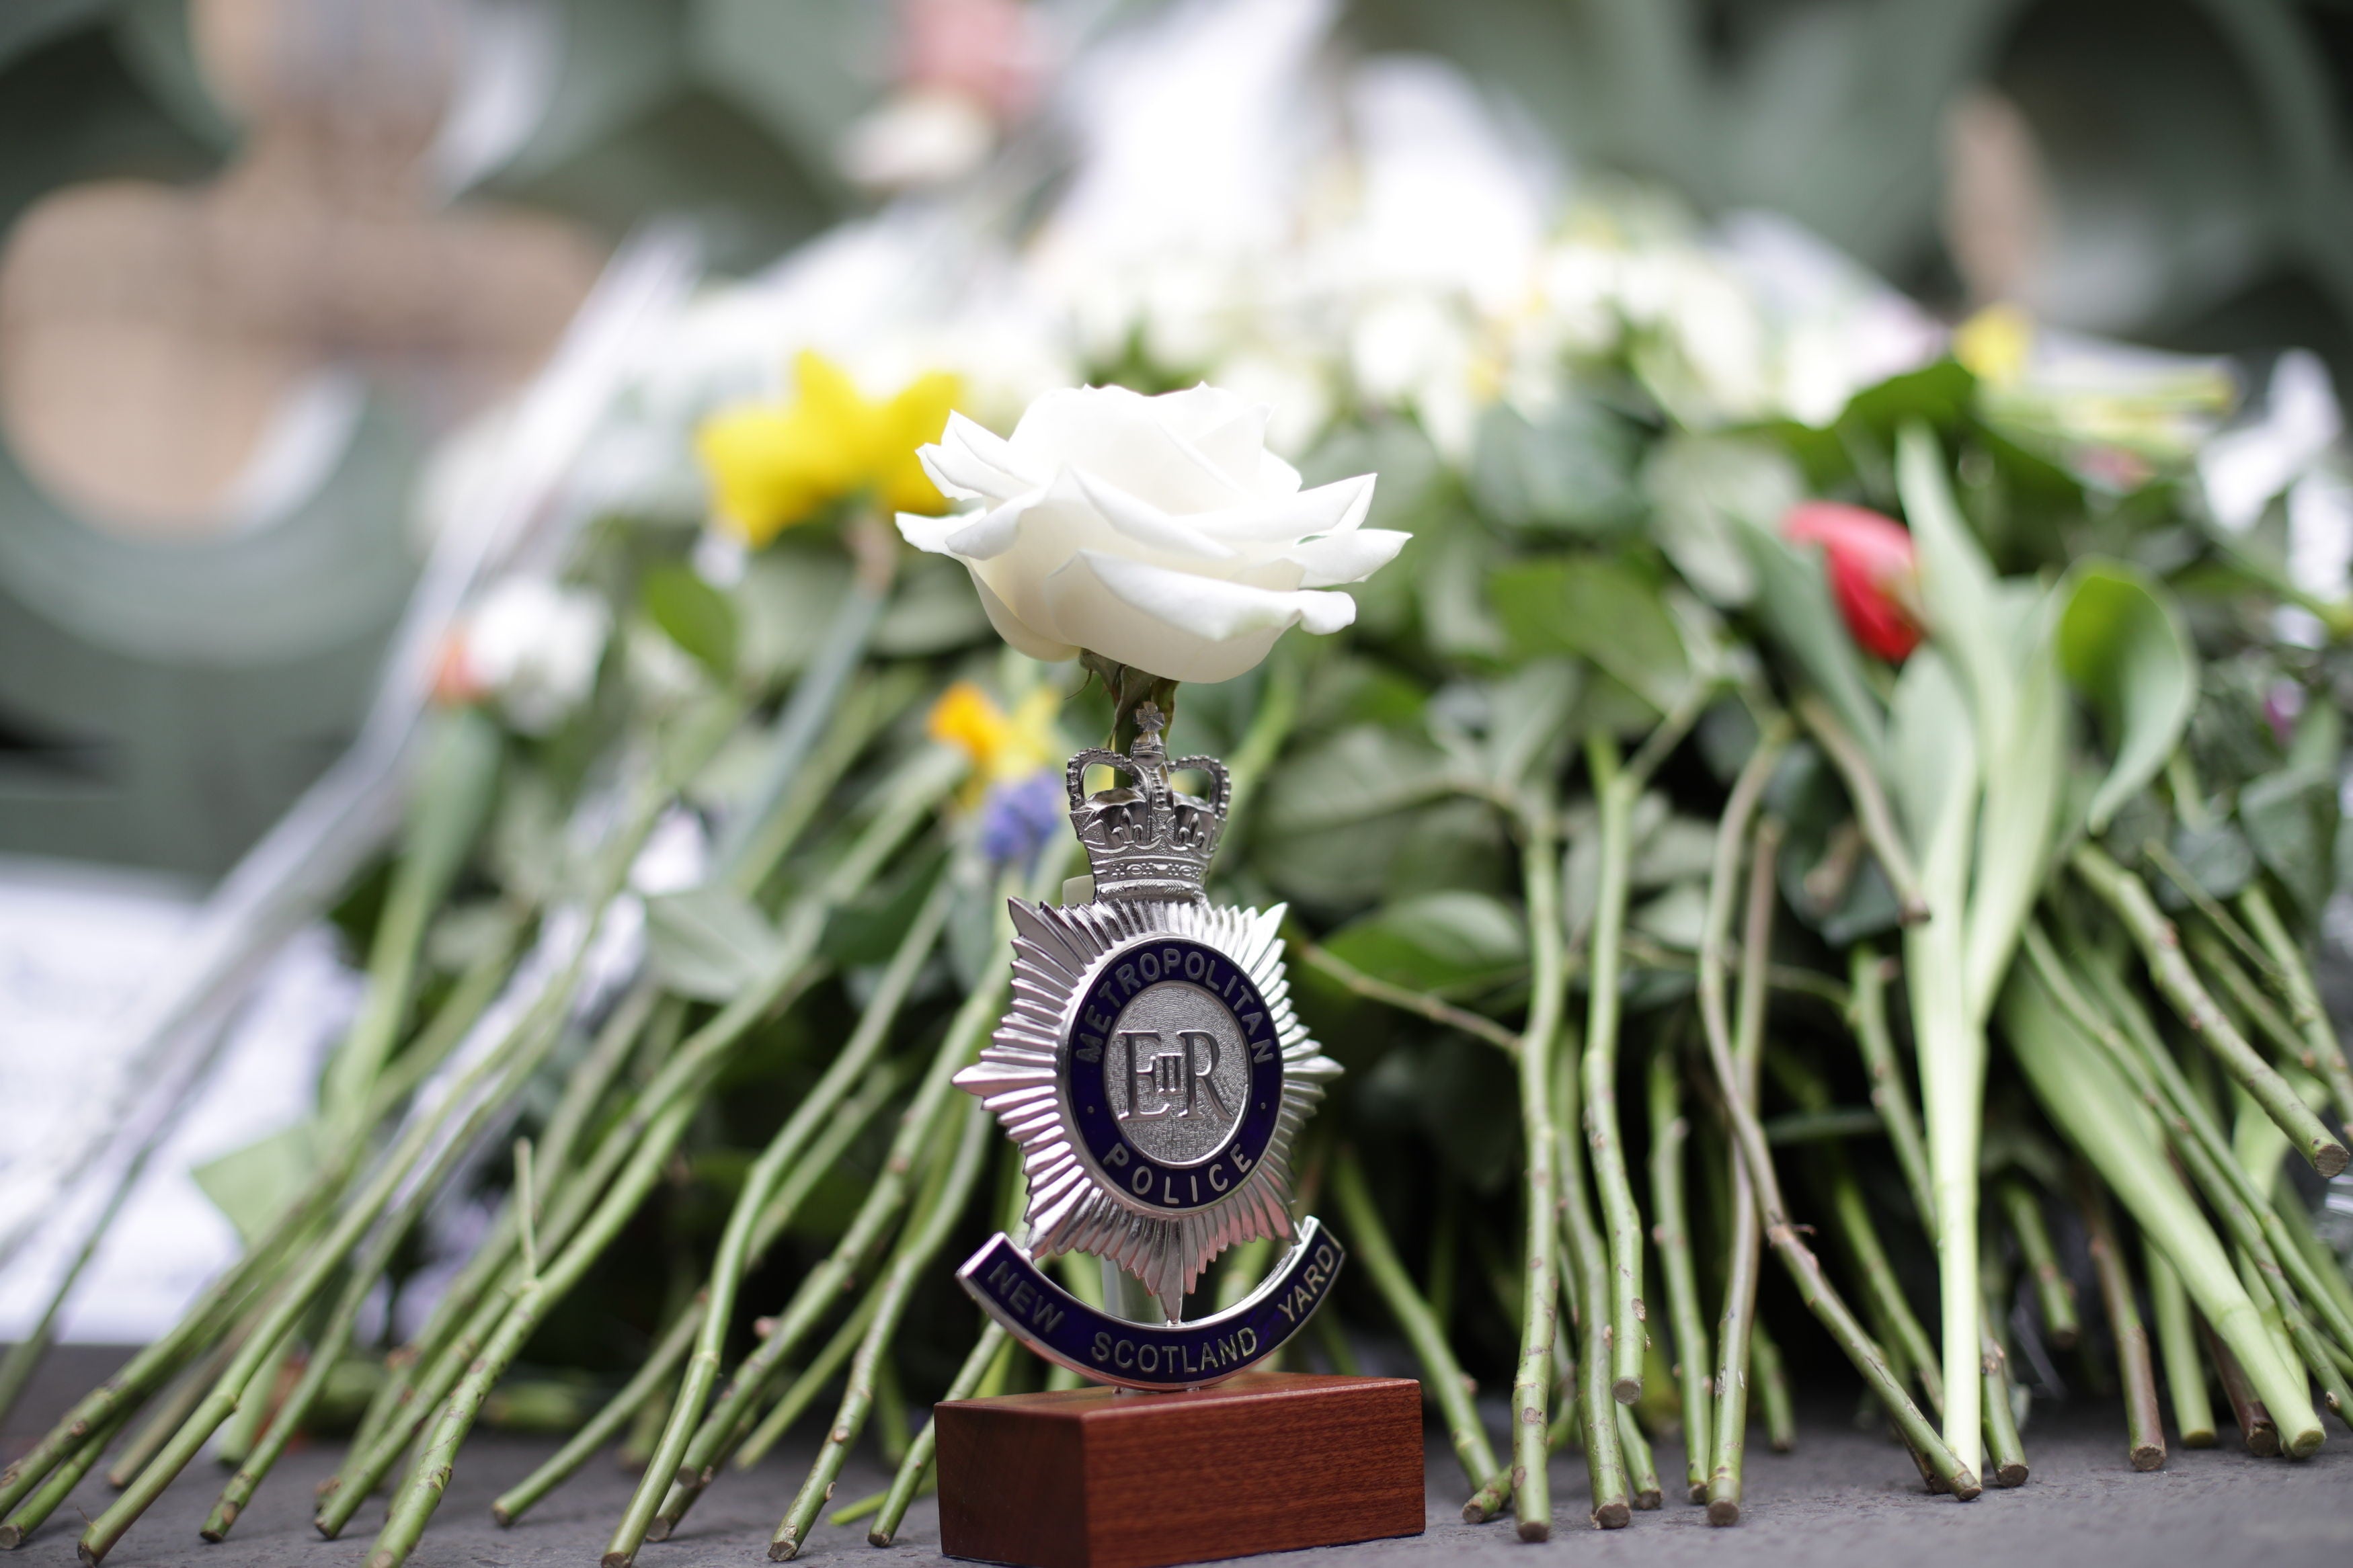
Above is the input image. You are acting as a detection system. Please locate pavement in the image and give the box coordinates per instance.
[7,1349,2352,1568]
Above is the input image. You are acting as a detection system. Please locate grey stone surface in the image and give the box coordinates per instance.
[8,1349,2352,1568]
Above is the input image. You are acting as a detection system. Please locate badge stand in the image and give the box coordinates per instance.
[936,707,1423,1568]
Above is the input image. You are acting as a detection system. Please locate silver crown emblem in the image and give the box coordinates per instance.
[1065,703,1229,903]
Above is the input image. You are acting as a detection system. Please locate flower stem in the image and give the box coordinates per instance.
[2200,1318,2279,1456]
[1507,782,1566,1540]
[867,1321,1008,1546]
[734,1288,887,1470]
[1550,1036,1632,1530]
[768,1098,996,1561]
[1581,735,1648,1409]
[1615,1404,1663,1509]
[1847,945,1938,1235]
[498,1303,704,1526]
[2069,843,2348,1177]
[602,870,953,1562]
[1295,939,1520,1055]
[1996,1178,2080,1350]
[1330,1149,1498,1502]
[1646,1045,1711,1504]
[1751,1320,1794,1452]
[2078,1171,2165,1470]
[2237,886,2353,1142]
[2145,1243,2215,1447]
[0,1403,130,1548]
[1796,693,1929,923]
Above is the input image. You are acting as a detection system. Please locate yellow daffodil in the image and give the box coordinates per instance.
[1952,303,2032,390]
[928,680,1062,802]
[696,350,961,548]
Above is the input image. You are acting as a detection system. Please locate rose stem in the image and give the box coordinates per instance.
[497,1067,901,1528]
[1706,816,1979,1503]
[1503,776,1568,1541]
[1770,1051,1944,1416]
[643,851,1060,1546]
[1551,1034,1632,1530]
[1706,1134,1762,1526]
[2192,925,2342,1102]
[1796,693,1930,924]
[100,1337,237,1493]
[2238,885,2353,1140]
[2138,837,2283,988]
[1296,941,1521,1055]
[1751,1321,1795,1452]
[2002,958,2324,1452]
[2069,844,2348,1177]
[204,1004,561,1544]
[1847,946,1939,1241]
[2145,1243,2215,1447]
[1972,1228,2030,1487]
[1614,1405,1663,1509]
[731,1288,886,1469]
[315,991,675,1531]
[603,872,953,1561]
[866,1321,1008,1546]
[1646,1044,1712,1503]
[362,1092,701,1568]
[2200,1317,2279,1456]
[1581,734,1648,1409]
[79,893,611,1568]
[2077,1171,2165,1471]
[1334,1150,1498,1506]
[2041,930,2353,1405]
[1995,1179,2080,1350]
[2267,1165,2353,1347]
[0,1404,131,1548]
[768,1098,996,1561]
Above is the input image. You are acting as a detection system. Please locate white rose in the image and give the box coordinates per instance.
[458,577,610,735]
[898,384,1404,682]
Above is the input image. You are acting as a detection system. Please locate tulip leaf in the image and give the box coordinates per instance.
[643,563,738,681]
[1322,891,1527,996]
[2054,558,2198,833]
[1490,554,1691,713]
[646,884,781,1001]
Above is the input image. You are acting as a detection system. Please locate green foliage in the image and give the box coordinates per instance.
[2055,560,2199,832]
[643,563,739,681]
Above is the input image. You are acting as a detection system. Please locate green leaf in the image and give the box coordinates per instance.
[1322,891,1527,995]
[192,1124,317,1246]
[1642,434,1803,606]
[645,884,781,1001]
[2241,766,2338,918]
[643,563,739,681]
[1468,399,1642,536]
[2157,822,2255,905]
[1631,882,1708,950]
[1263,725,1455,835]
[1490,554,1691,713]
[2055,559,2200,833]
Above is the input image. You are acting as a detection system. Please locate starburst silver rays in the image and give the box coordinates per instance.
[954,895,1339,1315]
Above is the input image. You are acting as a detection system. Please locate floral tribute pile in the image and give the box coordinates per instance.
[7,16,2353,1564]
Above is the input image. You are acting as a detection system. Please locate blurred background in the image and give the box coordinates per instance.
[1,0,2350,1339]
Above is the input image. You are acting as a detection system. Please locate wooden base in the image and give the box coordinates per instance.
[933,1372,1424,1568]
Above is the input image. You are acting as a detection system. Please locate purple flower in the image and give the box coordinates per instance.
[980,770,1065,866]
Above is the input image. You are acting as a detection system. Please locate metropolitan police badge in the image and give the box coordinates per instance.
[951,704,1345,1391]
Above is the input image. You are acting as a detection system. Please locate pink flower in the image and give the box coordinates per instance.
[898,0,1043,121]
[1781,501,1923,663]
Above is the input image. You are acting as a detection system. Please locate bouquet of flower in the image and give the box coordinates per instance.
[6,20,2353,1564]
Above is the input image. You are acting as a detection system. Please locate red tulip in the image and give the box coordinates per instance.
[1781,501,1923,663]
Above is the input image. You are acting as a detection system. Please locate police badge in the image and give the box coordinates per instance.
[950,703,1346,1391]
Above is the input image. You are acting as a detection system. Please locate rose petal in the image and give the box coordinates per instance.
[1069,469,1238,561]
[1012,386,1253,513]
[919,411,1045,501]
[1074,549,1359,641]
[1191,472,1376,546]
[1039,552,1290,684]
[1282,527,1411,587]
[967,567,1078,663]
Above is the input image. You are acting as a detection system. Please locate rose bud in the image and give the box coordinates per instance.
[1781,500,1924,662]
